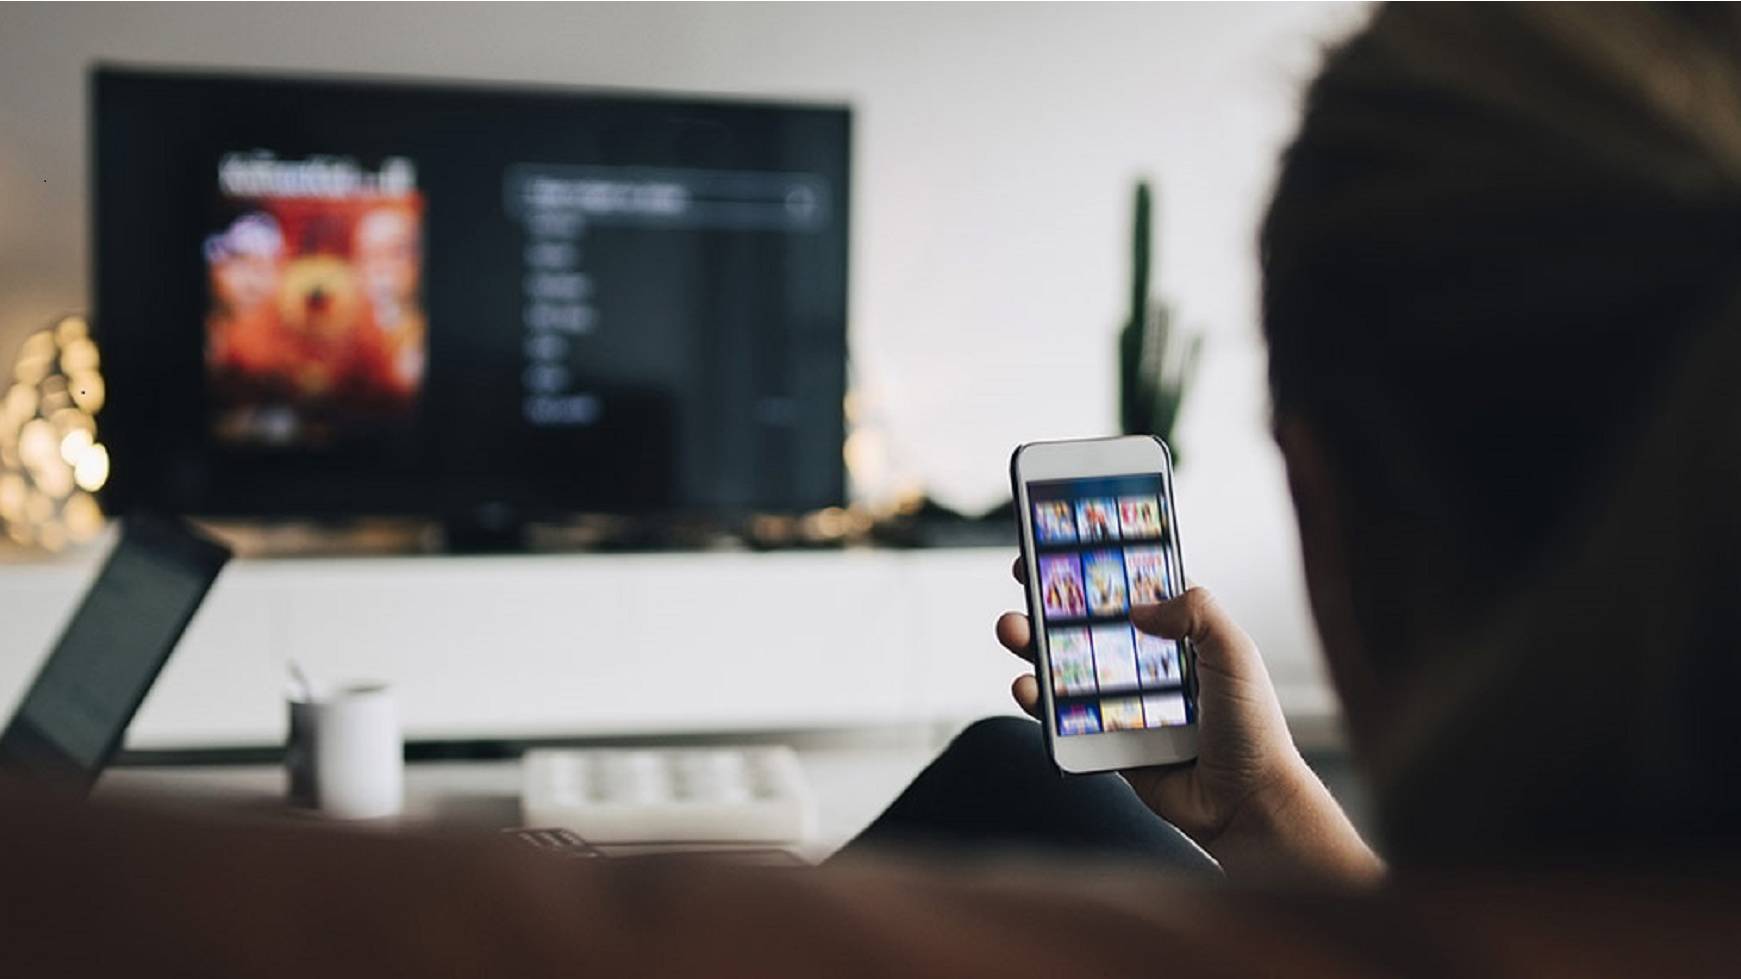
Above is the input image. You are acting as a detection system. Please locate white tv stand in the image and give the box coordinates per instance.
[0,542,1337,751]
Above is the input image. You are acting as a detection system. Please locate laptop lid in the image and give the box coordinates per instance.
[0,514,231,788]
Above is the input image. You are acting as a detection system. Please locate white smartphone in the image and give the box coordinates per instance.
[1011,435,1197,774]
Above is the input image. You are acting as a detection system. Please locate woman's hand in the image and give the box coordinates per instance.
[999,558,1382,884]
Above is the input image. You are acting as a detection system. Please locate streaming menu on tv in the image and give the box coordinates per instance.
[503,164,827,429]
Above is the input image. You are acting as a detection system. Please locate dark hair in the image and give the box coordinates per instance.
[1262,4,1741,860]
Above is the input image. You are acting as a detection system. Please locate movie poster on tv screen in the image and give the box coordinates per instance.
[203,151,427,448]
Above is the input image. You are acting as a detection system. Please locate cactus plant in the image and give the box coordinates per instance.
[1118,181,1201,459]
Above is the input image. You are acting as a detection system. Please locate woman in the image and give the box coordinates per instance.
[853,1,1741,882]
[4,5,1737,974]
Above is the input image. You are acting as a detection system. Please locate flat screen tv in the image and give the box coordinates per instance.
[92,66,849,533]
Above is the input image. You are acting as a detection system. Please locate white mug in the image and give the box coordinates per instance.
[286,683,403,820]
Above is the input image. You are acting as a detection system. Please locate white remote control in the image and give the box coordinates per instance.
[520,746,816,845]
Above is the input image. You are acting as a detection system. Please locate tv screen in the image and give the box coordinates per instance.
[92,67,849,525]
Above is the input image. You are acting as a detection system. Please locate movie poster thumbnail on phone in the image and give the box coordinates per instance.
[1117,495,1165,539]
[1100,696,1145,732]
[1058,703,1101,736]
[1033,500,1077,544]
[1091,623,1139,690]
[1049,627,1096,696]
[1123,546,1170,605]
[1136,632,1181,686]
[1144,693,1189,728]
[1039,555,1087,619]
[1075,498,1120,542]
[1083,549,1129,616]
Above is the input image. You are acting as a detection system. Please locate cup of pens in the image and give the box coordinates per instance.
[286,663,404,820]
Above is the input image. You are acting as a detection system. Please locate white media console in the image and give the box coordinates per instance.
[0,541,1337,751]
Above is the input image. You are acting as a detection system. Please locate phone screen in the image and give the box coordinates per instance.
[1027,473,1193,737]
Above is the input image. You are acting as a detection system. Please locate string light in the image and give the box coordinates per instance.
[0,315,107,550]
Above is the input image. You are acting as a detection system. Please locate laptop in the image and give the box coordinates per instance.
[0,514,231,788]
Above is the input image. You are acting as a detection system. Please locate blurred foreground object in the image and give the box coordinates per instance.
[0,315,108,551]
[1118,182,1200,460]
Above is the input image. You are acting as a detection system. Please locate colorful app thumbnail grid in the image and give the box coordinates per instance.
[1083,549,1129,616]
[1058,703,1101,736]
[1049,626,1096,696]
[1033,500,1077,544]
[1100,696,1145,731]
[1118,495,1164,538]
[1039,554,1087,619]
[1075,498,1120,542]
[1136,632,1181,686]
[1143,693,1189,728]
[1123,546,1170,605]
[1091,623,1139,689]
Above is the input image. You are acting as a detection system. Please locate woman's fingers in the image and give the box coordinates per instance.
[1002,555,1042,718]
[1010,674,1041,718]
[997,579,1040,716]
[1129,586,1224,642]
[995,611,1035,664]
[1129,587,1258,675]
[1129,588,1285,736]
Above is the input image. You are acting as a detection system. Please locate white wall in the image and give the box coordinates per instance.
[0,2,1367,733]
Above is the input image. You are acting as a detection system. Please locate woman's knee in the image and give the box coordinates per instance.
[945,715,1045,765]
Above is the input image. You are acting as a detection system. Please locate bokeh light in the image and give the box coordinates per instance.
[0,316,108,550]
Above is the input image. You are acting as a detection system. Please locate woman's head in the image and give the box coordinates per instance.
[1262,4,1741,861]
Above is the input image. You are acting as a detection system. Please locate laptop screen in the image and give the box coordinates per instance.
[1,515,229,782]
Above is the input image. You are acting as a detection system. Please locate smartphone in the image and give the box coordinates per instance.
[1011,435,1197,773]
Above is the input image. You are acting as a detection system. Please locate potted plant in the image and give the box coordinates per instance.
[1118,181,1201,458]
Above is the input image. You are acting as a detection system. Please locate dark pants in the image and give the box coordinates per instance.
[837,716,1218,873]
